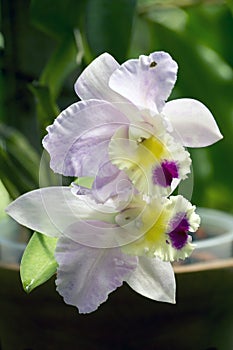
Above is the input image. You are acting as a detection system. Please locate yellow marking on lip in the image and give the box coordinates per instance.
[122,206,170,257]
[142,136,165,158]
[136,135,166,168]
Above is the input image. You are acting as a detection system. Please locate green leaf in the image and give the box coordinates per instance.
[39,34,79,100]
[0,180,10,220]
[75,176,94,189]
[84,0,137,62]
[29,34,80,132]
[20,232,58,293]
[29,83,59,132]
[0,124,40,181]
[0,164,20,199]
[0,124,40,197]
[39,150,61,187]
[30,0,86,38]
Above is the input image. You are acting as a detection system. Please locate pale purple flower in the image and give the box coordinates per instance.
[42,51,222,197]
[6,186,198,313]
[6,51,222,314]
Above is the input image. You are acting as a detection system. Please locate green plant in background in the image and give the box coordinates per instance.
[1,0,232,211]
[135,0,233,211]
[0,0,231,315]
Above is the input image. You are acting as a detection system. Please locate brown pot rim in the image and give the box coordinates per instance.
[173,257,233,273]
[1,257,233,275]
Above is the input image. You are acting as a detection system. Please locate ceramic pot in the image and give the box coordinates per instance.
[193,208,233,260]
[0,210,233,350]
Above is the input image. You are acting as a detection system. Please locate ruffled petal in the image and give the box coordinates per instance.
[163,98,223,147]
[6,187,116,238]
[74,52,140,118]
[109,51,178,112]
[55,238,138,313]
[167,195,200,233]
[42,100,129,177]
[126,256,176,303]
[75,52,120,102]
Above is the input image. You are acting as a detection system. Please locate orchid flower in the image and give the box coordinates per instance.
[6,183,199,313]
[43,51,222,198]
[6,51,222,314]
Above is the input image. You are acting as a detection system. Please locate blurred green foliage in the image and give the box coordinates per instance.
[1,0,233,212]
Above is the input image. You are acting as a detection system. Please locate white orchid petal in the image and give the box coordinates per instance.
[74,52,139,119]
[126,256,176,303]
[6,187,116,237]
[63,219,144,248]
[43,99,129,177]
[55,238,137,313]
[75,52,120,102]
[163,98,223,147]
[109,51,178,112]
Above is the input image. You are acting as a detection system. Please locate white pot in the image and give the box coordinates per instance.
[190,207,233,261]
[1,208,233,265]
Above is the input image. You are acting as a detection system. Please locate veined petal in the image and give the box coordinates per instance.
[55,238,138,313]
[109,51,178,112]
[63,219,144,248]
[75,53,120,102]
[126,256,176,303]
[6,187,117,238]
[42,99,129,177]
[75,52,140,118]
[163,98,223,147]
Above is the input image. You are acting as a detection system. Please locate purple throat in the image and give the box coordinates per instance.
[168,214,190,250]
[152,160,179,187]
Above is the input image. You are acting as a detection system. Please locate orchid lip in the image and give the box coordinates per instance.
[152,160,179,187]
[168,213,190,250]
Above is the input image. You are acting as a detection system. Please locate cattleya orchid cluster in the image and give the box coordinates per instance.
[7,51,222,313]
